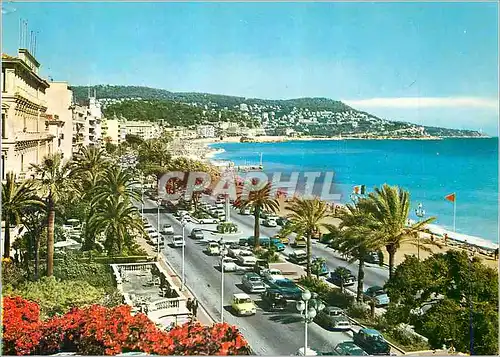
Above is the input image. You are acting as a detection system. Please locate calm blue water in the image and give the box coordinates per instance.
[211,138,499,243]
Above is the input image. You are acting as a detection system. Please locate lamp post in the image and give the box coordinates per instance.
[180,219,187,291]
[219,237,225,323]
[141,176,144,218]
[156,198,162,259]
[296,290,325,355]
[415,203,425,260]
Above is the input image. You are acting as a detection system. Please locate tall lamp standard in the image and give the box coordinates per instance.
[219,237,225,323]
[415,203,425,260]
[296,290,325,355]
[180,219,187,291]
[141,176,144,218]
[156,199,162,260]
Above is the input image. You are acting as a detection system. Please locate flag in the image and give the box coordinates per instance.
[352,185,366,195]
[445,193,456,203]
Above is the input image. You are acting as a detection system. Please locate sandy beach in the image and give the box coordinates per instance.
[273,195,499,270]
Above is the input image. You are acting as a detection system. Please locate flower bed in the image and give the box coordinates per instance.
[2,296,250,356]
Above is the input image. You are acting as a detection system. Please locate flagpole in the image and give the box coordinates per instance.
[453,193,456,232]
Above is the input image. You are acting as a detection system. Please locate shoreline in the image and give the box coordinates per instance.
[177,137,498,255]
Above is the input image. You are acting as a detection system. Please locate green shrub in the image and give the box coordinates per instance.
[297,275,354,309]
[192,210,210,219]
[254,247,280,263]
[347,302,370,319]
[217,222,238,233]
[11,276,105,318]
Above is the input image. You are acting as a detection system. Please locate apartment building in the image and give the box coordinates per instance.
[71,103,88,150]
[87,91,102,146]
[45,81,74,159]
[1,49,52,180]
[102,117,126,144]
[124,120,160,140]
[197,125,215,138]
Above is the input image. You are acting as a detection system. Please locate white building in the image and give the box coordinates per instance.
[87,90,102,146]
[124,120,160,140]
[197,125,215,138]
[45,81,74,160]
[1,49,52,180]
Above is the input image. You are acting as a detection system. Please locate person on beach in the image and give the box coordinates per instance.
[430,233,435,242]
[494,248,498,260]
[443,233,448,245]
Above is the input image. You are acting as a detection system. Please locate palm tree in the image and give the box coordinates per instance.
[91,165,141,205]
[358,184,436,279]
[70,146,109,193]
[334,202,384,302]
[89,197,145,255]
[284,197,335,277]
[30,154,74,276]
[235,182,279,249]
[1,172,42,258]
[20,205,47,280]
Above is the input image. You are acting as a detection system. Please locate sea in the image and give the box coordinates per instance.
[211,138,499,245]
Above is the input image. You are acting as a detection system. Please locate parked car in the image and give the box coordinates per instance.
[353,328,391,355]
[263,218,277,227]
[230,293,257,316]
[288,250,308,265]
[267,279,302,300]
[315,306,351,331]
[245,236,270,248]
[237,251,257,266]
[228,245,247,258]
[261,289,287,311]
[190,228,204,240]
[364,286,390,306]
[274,234,289,245]
[290,237,307,248]
[220,257,239,272]
[270,238,286,251]
[239,207,251,215]
[365,251,381,264]
[311,256,329,276]
[162,224,174,235]
[241,272,266,293]
[205,241,220,255]
[174,210,189,218]
[253,259,269,276]
[170,235,185,247]
[329,267,357,287]
[198,217,219,224]
[331,342,368,356]
[262,268,286,283]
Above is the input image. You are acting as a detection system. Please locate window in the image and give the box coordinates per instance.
[2,113,6,139]
[1,67,5,92]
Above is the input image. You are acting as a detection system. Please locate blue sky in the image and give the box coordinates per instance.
[2,2,499,134]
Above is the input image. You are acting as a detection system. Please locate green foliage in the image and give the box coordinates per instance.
[298,276,354,309]
[12,276,105,318]
[253,247,280,263]
[52,252,116,292]
[385,250,499,355]
[217,222,238,234]
[192,210,210,219]
[2,260,26,293]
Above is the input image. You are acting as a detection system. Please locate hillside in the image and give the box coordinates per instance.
[72,85,486,138]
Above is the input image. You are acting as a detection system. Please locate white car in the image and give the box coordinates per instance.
[198,217,219,224]
[263,218,277,227]
[237,251,257,266]
[263,268,286,282]
[205,241,220,255]
[162,224,174,235]
[228,246,247,258]
[171,235,185,247]
[220,257,238,272]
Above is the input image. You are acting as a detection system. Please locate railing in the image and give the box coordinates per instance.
[149,297,185,312]
[16,131,50,141]
[14,88,47,108]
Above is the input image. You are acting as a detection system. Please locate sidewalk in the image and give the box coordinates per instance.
[136,235,215,326]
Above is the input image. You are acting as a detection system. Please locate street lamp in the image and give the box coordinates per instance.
[415,203,425,260]
[156,198,162,259]
[180,219,187,291]
[296,290,325,355]
[219,237,225,323]
[141,176,144,218]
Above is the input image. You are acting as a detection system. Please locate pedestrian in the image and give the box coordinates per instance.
[444,233,448,245]
[430,233,435,242]
[494,248,498,260]
[192,299,199,320]
[186,297,193,314]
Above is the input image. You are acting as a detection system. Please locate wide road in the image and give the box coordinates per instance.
[143,199,352,355]
[202,196,390,291]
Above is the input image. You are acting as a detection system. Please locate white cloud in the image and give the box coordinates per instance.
[343,97,499,111]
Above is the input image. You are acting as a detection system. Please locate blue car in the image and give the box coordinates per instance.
[270,238,285,251]
[312,256,330,276]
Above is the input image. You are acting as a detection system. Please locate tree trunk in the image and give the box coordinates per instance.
[46,197,55,277]
[3,216,11,258]
[306,233,312,277]
[386,244,396,279]
[356,258,365,302]
[34,235,40,280]
[253,205,261,249]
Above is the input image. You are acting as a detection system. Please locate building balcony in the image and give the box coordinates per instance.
[15,131,52,142]
[14,88,47,109]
